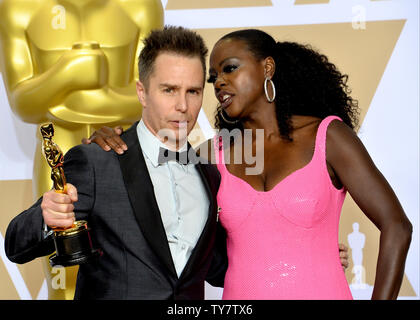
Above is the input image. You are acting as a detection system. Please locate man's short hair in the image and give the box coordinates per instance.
[138,25,208,88]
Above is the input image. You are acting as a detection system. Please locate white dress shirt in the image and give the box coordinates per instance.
[136,120,209,277]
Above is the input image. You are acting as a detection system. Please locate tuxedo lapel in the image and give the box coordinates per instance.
[179,161,217,281]
[117,123,177,278]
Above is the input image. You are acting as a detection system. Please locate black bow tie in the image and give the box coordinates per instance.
[158,147,190,165]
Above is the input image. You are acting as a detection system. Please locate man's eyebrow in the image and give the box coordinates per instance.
[159,83,202,91]
[188,86,203,91]
[159,83,179,88]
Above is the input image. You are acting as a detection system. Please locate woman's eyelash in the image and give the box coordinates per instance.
[207,65,238,83]
[223,64,238,73]
[207,75,216,83]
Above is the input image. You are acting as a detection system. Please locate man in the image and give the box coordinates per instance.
[5,26,227,299]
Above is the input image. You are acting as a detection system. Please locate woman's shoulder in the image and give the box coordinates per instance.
[325,117,367,165]
[325,117,357,142]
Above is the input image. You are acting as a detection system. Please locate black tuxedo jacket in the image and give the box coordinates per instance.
[5,122,227,299]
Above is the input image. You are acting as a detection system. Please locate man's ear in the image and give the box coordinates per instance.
[136,80,147,107]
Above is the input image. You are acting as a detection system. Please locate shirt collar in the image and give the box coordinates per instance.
[137,119,188,168]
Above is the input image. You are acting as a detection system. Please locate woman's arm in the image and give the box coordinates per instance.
[326,120,412,299]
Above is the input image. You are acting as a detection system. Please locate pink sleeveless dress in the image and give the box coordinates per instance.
[215,116,353,300]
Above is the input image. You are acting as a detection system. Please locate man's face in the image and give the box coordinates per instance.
[136,52,204,149]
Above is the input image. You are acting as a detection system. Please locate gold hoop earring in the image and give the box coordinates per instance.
[264,77,276,103]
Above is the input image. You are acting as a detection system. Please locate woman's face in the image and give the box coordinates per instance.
[208,38,268,119]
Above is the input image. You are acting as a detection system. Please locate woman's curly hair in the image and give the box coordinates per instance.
[214,29,359,141]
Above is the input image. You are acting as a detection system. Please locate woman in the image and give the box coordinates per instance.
[86,29,412,299]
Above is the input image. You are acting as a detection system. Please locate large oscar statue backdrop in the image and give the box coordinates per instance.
[0,0,163,299]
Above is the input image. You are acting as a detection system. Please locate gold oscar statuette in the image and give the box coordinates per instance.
[40,123,101,267]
